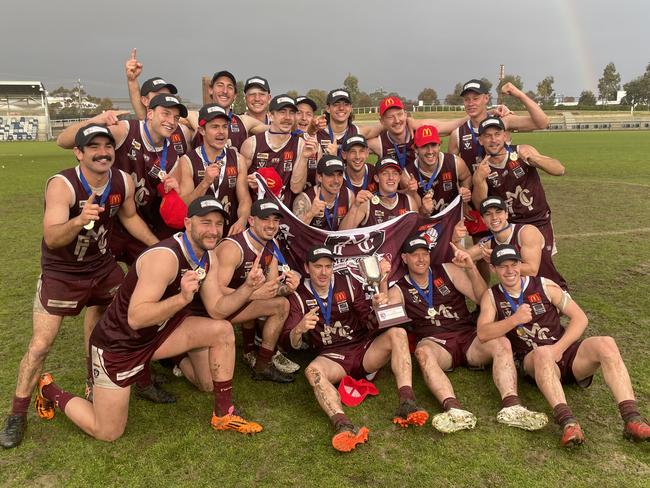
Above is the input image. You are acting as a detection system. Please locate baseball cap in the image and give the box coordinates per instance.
[198,103,229,126]
[210,70,237,90]
[256,167,283,197]
[401,234,430,253]
[149,94,188,118]
[296,96,318,112]
[326,89,351,105]
[379,96,404,116]
[460,79,489,96]
[269,94,297,112]
[342,134,367,151]
[74,124,115,148]
[317,155,344,175]
[374,156,402,174]
[491,244,522,266]
[414,125,441,147]
[140,77,177,96]
[244,76,270,93]
[306,245,335,263]
[187,195,228,219]
[251,199,283,218]
[338,375,379,407]
[479,196,507,215]
[478,116,505,135]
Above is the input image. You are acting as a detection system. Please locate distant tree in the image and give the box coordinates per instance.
[497,74,524,108]
[343,74,360,104]
[97,98,115,112]
[525,91,539,103]
[598,62,621,101]
[368,88,387,106]
[578,90,597,106]
[417,88,439,105]
[621,68,650,113]
[286,90,299,100]
[50,86,69,97]
[536,76,555,106]
[444,82,464,105]
[306,89,327,111]
[355,91,373,108]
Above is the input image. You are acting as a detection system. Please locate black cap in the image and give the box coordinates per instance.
[490,244,522,266]
[269,94,297,112]
[479,197,507,215]
[149,94,188,118]
[401,234,430,254]
[140,77,178,96]
[296,96,318,112]
[198,103,229,126]
[326,89,351,105]
[460,79,489,96]
[478,116,505,135]
[317,155,345,175]
[75,124,116,148]
[306,245,335,263]
[244,76,270,93]
[375,156,402,173]
[342,134,368,151]
[251,199,283,218]
[210,70,237,90]
[187,195,228,219]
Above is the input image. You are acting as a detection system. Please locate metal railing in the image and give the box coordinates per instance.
[352,104,464,114]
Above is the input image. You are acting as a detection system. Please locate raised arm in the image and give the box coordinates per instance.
[517,144,565,176]
[57,111,130,149]
[125,48,147,120]
[501,82,549,131]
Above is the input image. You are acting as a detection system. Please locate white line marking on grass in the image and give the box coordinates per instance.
[557,227,650,239]
[557,178,650,189]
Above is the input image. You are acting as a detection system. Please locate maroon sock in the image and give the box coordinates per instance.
[255,346,274,372]
[398,386,415,403]
[618,400,641,423]
[41,383,75,412]
[242,327,257,354]
[553,403,576,428]
[213,380,233,416]
[330,413,351,429]
[442,397,462,411]
[501,395,521,408]
[11,395,31,416]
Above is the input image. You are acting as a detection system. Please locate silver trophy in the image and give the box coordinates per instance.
[359,256,382,295]
[358,255,409,329]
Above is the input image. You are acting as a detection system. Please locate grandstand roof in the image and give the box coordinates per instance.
[0,81,46,96]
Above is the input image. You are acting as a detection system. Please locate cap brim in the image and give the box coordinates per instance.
[376,163,402,173]
[328,96,351,104]
[297,99,318,111]
[272,103,296,111]
[245,83,269,93]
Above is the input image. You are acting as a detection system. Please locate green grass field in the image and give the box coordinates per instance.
[0,132,649,487]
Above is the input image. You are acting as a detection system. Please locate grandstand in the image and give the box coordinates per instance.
[0,81,51,141]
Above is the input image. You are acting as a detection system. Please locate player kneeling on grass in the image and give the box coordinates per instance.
[388,235,547,434]
[282,246,428,452]
[477,244,650,447]
[31,196,268,441]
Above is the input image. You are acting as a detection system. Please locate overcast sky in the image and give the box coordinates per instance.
[2,0,648,104]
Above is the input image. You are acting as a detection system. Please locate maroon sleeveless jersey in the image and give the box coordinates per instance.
[285,274,372,352]
[169,126,189,157]
[185,146,240,226]
[41,167,127,277]
[220,231,276,289]
[405,153,459,213]
[316,123,359,154]
[192,113,249,151]
[490,276,565,360]
[456,121,484,174]
[343,163,377,195]
[363,193,412,226]
[486,146,551,227]
[395,264,473,339]
[303,186,353,231]
[91,233,211,353]
[377,130,415,168]
[248,132,300,204]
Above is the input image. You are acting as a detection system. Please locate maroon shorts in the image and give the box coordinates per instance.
[535,219,557,256]
[37,263,124,316]
[109,222,148,266]
[319,337,375,379]
[517,340,593,388]
[415,326,477,370]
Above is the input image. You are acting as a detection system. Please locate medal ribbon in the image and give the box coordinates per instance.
[467,121,484,159]
[309,280,333,326]
[500,278,525,331]
[391,128,409,169]
[78,167,112,208]
[415,156,443,192]
[320,191,340,231]
[328,124,347,157]
[247,230,288,267]
[200,145,226,198]
[143,122,169,172]
[344,166,368,192]
[182,232,207,271]
[409,270,434,309]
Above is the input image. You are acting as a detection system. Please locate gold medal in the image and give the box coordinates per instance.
[195,267,207,281]
[427,307,437,318]
[158,169,167,179]
[83,221,94,231]
[509,151,518,162]
[516,326,525,337]
[371,195,380,205]
[281,264,290,273]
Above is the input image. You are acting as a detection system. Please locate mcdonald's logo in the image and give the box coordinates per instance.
[226,166,237,177]
[385,98,395,106]
[283,151,294,161]
[422,127,432,137]
[442,171,452,181]
[527,293,542,303]
[266,178,276,188]
[171,133,181,143]
[334,291,347,302]
[263,254,272,266]
[433,277,445,288]
[108,194,122,205]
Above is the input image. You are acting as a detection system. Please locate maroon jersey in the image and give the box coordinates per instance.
[456,121,484,174]
[285,274,372,352]
[405,153,459,213]
[114,120,179,236]
[41,167,128,277]
[302,186,353,231]
[220,231,276,289]
[376,130,415,169]
[91,233,210,353]
[192,113,249,151]
[363,193,412,227]
[343,163,377,195]
[316,123,360,155]
[169,126,189,156]
[490,276,565,360]
[485,146,551,227]
[483,224,567,291]
[395,264,473,339]
[185,146,240,226]
[248,132,300,204]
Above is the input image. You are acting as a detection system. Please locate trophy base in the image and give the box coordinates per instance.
[374,303,410,329]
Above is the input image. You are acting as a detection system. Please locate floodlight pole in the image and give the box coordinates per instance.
[76,79,83,120]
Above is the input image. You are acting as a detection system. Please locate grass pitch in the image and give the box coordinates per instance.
[0,132,649,487]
